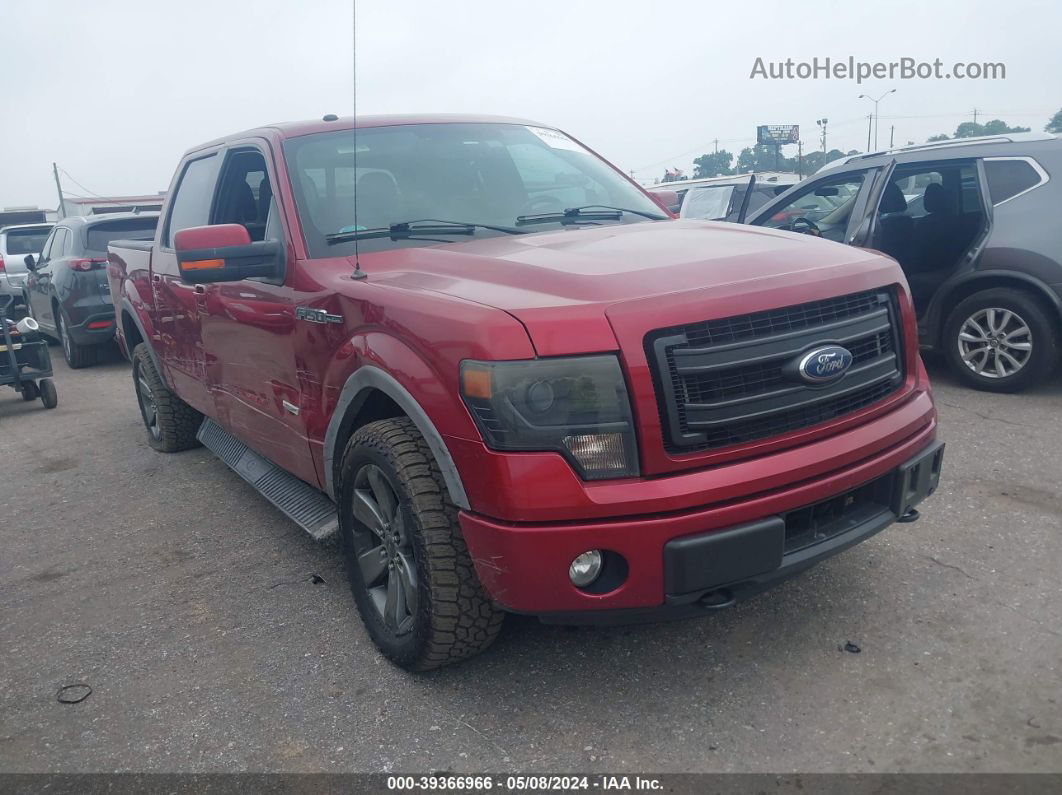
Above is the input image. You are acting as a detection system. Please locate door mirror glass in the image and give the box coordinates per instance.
[174,224,282,284]
[24,254,37,270]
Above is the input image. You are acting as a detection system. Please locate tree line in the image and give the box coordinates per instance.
[683,106,1062,180]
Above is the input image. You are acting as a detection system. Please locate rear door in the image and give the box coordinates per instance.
[154,152,222,414]
[198,142,318,485]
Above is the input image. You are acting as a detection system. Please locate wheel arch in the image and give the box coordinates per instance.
[323,366,470,510]
[120,297,167,385]
[927,270,1062,347]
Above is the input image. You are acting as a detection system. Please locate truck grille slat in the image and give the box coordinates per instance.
[646,289,905,454]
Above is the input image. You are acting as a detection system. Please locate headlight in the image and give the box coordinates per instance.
[460,355,639,480]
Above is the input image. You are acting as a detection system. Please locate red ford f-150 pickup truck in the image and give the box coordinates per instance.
[108,115,944,670]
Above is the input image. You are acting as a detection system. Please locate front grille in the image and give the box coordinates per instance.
[646,289,904,454]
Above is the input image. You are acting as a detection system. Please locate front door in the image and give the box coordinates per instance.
[26,226,64,333]
[154,152,222,414]
[750,170,875,245]
[198,144,319,486]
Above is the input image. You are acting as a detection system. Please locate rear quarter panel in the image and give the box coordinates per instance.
[107,242,155,359]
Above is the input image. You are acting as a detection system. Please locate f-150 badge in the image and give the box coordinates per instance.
[295,307,343,325]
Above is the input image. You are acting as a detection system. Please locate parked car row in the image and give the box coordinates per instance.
[658,172,800,220]
[651,132,1062,392]
[1,213,159,368]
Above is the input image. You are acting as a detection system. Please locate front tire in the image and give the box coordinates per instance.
[338,418,504,671]
[57,311,98,369]
[943,288,1059,393]
[132,343,202,451]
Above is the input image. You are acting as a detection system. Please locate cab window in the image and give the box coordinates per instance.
[166,154,220,248]
[213,149,278,242]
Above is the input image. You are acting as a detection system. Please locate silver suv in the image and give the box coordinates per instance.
[744,132,1062,392]
[0,223,53,305]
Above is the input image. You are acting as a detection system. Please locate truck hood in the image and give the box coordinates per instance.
[369,219,903,355]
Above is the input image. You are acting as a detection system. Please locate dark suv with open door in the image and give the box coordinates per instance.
[744,132,1062,392]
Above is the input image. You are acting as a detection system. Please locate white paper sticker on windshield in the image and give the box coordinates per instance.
[526,126,585,153]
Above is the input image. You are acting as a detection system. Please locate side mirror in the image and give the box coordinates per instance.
[24,254,37,271]
[174,224,282,284]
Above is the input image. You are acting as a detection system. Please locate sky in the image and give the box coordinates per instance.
[1,0,1059,209]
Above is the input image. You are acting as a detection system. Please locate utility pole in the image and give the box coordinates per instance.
[797,140,804,177]
[890,125,895,148]
[972,107,980,124]
[866,114,873,152]
[713,138,719,154]
[816,118,828,155]
[52,162,66,219]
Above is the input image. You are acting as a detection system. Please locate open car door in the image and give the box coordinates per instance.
[734,174,757,224]
[847,158,897,248]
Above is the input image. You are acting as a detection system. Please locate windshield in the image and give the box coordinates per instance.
[4,228,52,255]
[283,123,664,257]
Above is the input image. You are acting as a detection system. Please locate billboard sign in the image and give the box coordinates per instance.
[757,124,800,145]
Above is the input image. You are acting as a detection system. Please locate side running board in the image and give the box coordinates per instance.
[197,418,339,541]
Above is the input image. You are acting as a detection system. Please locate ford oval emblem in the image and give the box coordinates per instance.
[797,345,853,384]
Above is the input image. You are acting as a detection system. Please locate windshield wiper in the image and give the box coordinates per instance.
[326,218,524,245]
[515,204,667,227]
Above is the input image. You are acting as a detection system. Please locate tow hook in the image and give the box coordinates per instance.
[698,589,736,610]
[898,507,921,524]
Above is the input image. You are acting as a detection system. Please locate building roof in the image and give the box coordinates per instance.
[56,211,160,228]
[63,194,165,206]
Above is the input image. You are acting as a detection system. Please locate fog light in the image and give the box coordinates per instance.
[569,550,603,587]
[563,433,628,475]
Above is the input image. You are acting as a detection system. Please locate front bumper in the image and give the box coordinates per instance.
[459,421,942,618]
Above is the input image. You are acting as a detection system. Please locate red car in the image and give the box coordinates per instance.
[108,115,943,670]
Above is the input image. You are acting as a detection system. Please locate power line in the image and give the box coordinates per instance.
[58,167,107,199]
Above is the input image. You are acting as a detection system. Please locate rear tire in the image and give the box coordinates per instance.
[338,417,504,671]
[132,343,202,452]
[38,378,58,409]
[57,311,98,369]
[943,288,1059,393]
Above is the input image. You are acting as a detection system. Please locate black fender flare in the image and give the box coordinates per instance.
[323,366,470,510]
[120,298,168,387]
[924,269,1062,347]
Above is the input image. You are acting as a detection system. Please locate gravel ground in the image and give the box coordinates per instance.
[1,346,1060,773]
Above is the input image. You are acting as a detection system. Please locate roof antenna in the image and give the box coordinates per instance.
[350,0,366,281]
